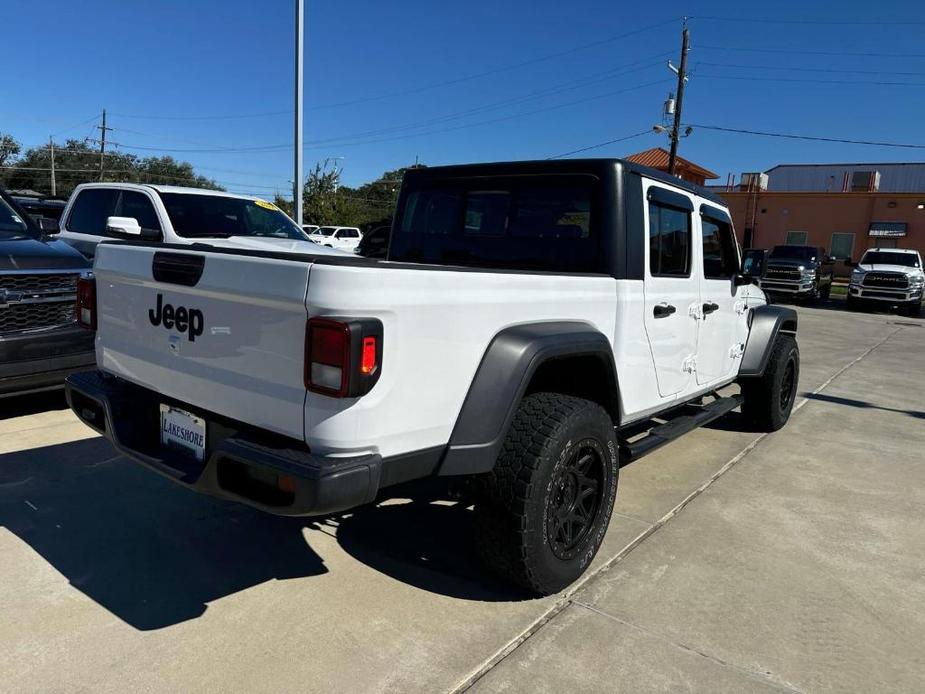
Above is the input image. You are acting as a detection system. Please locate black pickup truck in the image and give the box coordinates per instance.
[756,244,834,303]
[0,187,95,398]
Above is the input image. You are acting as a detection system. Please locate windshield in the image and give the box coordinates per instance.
[861,251,921,268]
[769,245,816,262]
[316,227,336,236]
[159,193,308,240]
[0,196,35,239]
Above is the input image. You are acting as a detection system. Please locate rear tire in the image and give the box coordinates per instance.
[820,281,831,300]
[739,335,800,432]
[474,393,619,595]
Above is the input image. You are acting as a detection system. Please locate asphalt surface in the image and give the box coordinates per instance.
[1,300,923,693]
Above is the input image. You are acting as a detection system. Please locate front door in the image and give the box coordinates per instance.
[696,208,745,385]
[642,183,700,398]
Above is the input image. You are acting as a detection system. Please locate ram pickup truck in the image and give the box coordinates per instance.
[56,183,331,259]
[0,187,94,397]
[66,159,799,594]
[759,244,834,303]
[847,247,923,316]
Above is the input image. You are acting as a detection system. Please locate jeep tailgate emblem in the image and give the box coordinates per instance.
[149,293,204,342]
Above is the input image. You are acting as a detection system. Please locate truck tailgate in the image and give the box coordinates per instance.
[93,244,311,441]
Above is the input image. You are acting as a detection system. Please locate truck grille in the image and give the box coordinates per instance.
[765,265,802,281]
[0,272,80,334]
[0,273,79,294]
[862,272,908,290]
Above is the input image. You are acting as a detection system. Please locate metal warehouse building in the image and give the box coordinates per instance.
[714,162,925,274]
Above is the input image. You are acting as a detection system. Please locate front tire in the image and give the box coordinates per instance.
[901,301,922,317]
[739,334,800,432]
[475,393,619,595]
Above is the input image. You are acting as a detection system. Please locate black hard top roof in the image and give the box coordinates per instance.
[402,158,727,207]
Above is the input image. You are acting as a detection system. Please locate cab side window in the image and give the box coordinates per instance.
[701,216,738,279]
[66,189,118,235]
[649,202,691,276]
[117,191,161,234]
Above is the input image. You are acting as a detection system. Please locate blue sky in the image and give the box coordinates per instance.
[2,0,924,195]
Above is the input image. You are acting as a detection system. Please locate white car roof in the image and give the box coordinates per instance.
[71,182,273,203]
[864,247,919,255]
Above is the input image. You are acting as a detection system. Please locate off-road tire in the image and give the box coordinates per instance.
[740,334,800,432]
[820,281,831,300]
[901,301,922,318]
[845,295,861,312]
[474,393,619,595]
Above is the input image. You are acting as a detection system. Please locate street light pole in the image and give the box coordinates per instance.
[293,0,304,225]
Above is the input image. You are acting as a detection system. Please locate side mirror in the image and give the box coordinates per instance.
[106,216,142,236]
[739,248,768,282]
[37,217,60,234]
[734,274,757,286]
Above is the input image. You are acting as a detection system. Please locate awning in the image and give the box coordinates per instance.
[868,221,907,237]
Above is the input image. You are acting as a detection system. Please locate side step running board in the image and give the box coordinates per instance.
[619,393,743,462]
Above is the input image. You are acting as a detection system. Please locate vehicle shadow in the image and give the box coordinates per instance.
[0,437,326,631]
[327,482,533,603]
[1,439,530,631]
[0,390,69,420]
[803,392,925,420]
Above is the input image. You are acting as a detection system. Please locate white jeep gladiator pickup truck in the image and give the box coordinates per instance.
[66,159,799,594]
[847,247,923,316]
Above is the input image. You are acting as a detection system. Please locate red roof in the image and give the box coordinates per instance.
[625,147,718,180]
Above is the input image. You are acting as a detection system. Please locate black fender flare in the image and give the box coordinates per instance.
[738,304,798,378]
[438,321,618,477]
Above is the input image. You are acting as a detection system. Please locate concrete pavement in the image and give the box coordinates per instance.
[1,303,922,692]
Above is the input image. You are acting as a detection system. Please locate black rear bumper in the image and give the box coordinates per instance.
[65,371,383,517]
[0,325,95,397]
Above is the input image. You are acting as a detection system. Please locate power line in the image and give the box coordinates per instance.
[697,43,925,59]
[696,73,925,87]
[547,130,652,159]
[687,124,925,149]
[696,61,925,77]
[693,15,925,26]
[106,18,680,121]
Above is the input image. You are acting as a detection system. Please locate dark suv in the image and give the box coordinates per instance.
[0,188,95,398]
[757,245,834,303]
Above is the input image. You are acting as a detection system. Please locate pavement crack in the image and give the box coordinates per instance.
[570,600,805,693]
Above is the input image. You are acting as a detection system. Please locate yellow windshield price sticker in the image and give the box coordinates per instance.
[253,199,279,211]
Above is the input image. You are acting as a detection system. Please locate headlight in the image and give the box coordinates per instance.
[851,269,865,283]
[910,275,925,287]
[802,269,816,280]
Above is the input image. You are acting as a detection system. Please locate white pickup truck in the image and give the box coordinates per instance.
[55,183,335,259]
[66,159,799,594]
[847,247,924,316]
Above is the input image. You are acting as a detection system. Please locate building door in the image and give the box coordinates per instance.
[643,183,700,398]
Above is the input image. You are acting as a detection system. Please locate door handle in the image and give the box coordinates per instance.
[702,302,719,316]
[653,303,676,318]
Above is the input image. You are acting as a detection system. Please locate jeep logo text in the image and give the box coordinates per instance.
[149,293,204,342]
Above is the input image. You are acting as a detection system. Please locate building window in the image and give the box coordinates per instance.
[785,230,808,245]
[829,233,854,260]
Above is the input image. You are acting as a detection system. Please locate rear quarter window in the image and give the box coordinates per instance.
[391,176,600,273]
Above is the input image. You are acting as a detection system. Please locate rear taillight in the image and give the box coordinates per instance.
[305,317,383,398]
[76,275,96,330]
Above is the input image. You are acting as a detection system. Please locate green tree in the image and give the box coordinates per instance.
[0,133,21,168]
[2,138,221,198]
[301,161,342,226]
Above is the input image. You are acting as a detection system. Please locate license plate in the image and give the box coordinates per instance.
[159,405,206,462]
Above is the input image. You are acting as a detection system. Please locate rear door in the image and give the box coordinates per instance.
[696,205,744,385]
[642,182,699,398]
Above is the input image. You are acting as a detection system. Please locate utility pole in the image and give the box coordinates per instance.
[667,21,690,176]
[49,137,56,197]
[293,0,304,225]
[97,109,113,182]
